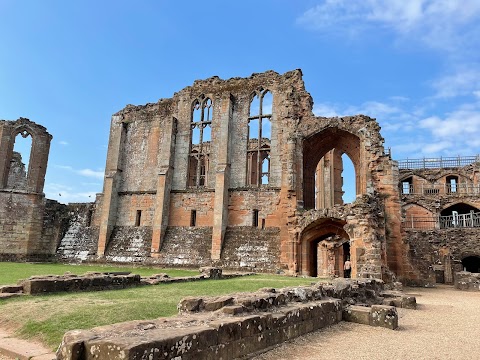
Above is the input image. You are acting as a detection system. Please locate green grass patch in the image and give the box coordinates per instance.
[0,271,317,350]
[0,262,196,285]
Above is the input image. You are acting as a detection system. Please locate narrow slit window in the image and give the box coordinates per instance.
[135,210,142,227]
[253,209,259,227]
[247,89,272,186]
[86,209,93,227]
[188,97,212,187]
[191,210,197,227]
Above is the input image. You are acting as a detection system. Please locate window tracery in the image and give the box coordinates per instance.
[247,89,272,186]
[188,97,212,187]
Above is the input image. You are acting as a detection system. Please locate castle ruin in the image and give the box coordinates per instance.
[1,69,479,285]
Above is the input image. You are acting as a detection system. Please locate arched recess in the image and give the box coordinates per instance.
[303,128,361,210]
[440,202,480,228]
[300,218,349,277]
[440,203,479,216]
[462,255,480,273]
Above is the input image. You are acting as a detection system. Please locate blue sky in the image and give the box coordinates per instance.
[1,0,479,204]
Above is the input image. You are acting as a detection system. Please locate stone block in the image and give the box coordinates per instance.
[343,305,370,325]
[204,296,234,311]
[178,297,204,312]
[221,305,244,315]
[209,318,243,344]
[370,305,398,330]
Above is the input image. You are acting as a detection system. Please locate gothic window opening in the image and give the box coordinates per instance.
[247,90,272,186]
[7,130,32,189]
[188,97,212,187]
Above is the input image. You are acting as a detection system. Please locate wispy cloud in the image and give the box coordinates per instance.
[55,165,104,179]
[58,140,69,146]
[313,97,480,157]
[430,68,480,98]
[297,0,480,53]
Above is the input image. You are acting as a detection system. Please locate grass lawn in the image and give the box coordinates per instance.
[0,262,196,285]
[0,263,318,350]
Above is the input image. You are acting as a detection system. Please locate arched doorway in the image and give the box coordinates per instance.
[303,128,361,210]
[440,203,480,228]
[462,256,480,273]
[300,218,350,277]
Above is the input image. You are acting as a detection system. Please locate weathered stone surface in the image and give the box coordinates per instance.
[454,271,480,291]
[342,305,371,325]
[20,273,141,295]
[370,305,398,330]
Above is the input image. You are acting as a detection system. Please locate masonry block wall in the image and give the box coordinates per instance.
[87,70,400,279]
[399,164,480,284]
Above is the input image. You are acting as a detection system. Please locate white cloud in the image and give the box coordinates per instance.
[297,0,480,52]
[311,97,480,158]
[313,103,340,117]
[430,68,480,98]
[55,165,104,179]
[420,107,480,138]
[77,169,104,179]
[59,140,69,146]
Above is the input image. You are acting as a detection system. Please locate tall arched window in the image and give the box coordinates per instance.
[188,97,212,187]
[7,130,32,189]
[247,89,272,186]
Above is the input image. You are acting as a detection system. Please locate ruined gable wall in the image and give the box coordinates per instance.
[0,118,59,260]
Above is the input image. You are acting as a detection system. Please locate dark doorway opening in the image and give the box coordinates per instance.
[462,256,480,273]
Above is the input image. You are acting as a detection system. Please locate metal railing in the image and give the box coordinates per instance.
[398,155,479,170]
[401,183,480,196]
[403,211,480,230]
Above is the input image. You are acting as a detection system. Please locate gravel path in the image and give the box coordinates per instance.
[254,285,480,360]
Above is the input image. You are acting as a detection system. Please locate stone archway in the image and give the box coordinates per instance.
[299,218,350,277]
[303,128,362,210]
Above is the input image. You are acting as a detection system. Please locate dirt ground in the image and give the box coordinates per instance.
[254,285,480,360]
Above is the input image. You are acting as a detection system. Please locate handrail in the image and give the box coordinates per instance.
[403,211,480,230]
[398,155,479,170]
[401,183,480,196]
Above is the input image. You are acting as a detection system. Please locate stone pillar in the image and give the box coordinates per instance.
[332,150,344,205]
[211,94,233,260]
[0,123,11,188]
[151,117,176,254]
[97,116,125,256]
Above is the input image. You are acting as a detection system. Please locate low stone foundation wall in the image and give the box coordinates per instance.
[454,271,480,291]
[57,278,413,360]
[20,272,141,295]
[5,267,253,296]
